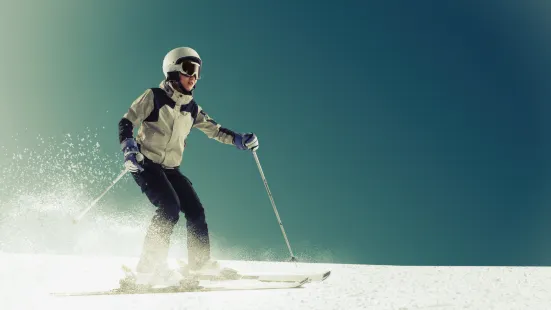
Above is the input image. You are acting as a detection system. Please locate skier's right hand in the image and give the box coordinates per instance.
[121,138,144,173]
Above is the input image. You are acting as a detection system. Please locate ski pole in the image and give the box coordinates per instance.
[252,150,297,262]
[72,167,129,224]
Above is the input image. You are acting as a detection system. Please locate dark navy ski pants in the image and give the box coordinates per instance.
[131,156,210,271]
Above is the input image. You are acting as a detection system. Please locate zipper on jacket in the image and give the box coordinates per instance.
[161,105,182,165]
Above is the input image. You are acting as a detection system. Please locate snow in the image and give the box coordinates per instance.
[1,252,550,310]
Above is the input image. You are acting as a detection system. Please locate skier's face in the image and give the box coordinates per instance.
[180,73,197,92]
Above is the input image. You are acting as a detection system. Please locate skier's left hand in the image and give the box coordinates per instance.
[234,133,259,151]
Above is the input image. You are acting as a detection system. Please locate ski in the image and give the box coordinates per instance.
[177,260,331,283]
[51,278,310,297]
[51,264,312,297]
[193,269,331,283]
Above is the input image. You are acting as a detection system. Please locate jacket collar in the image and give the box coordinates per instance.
[159,80,194,106]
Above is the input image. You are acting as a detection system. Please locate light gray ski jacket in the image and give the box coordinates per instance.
[118,81,236,168]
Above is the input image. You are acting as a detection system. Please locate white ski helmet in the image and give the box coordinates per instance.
[162,47,202,80]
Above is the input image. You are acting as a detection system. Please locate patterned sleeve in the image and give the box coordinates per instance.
[192,105,236,145]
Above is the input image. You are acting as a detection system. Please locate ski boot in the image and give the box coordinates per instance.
[179,259,240,280]
[119,264,200,292]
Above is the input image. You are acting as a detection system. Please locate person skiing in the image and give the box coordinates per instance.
[118,46,259,287]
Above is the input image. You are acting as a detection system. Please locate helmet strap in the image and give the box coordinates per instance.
[167,71,180,82]
[167,78,193,95]
[177,80,193,95]
[166,72,195,94]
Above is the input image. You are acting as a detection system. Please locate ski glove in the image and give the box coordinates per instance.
[234,133,259,151]
[121,138,144,173]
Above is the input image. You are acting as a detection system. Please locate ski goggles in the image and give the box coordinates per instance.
[176,60,201,79]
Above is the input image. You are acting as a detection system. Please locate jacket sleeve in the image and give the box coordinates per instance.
[192,105,236,145]
[118,89,154,143]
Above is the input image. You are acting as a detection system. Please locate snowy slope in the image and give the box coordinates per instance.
[1,252,550,310]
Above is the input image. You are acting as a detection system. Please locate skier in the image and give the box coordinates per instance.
[118,46,259,287]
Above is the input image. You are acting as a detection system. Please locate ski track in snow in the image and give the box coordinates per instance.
[0,252,550,310]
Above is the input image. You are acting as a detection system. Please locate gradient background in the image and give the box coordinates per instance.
[1,0,550,266]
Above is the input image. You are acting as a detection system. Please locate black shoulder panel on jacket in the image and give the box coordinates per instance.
[181,99,199,121]
[146,88,176,122]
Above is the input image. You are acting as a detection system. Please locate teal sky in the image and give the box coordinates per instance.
[1,1,551,266]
